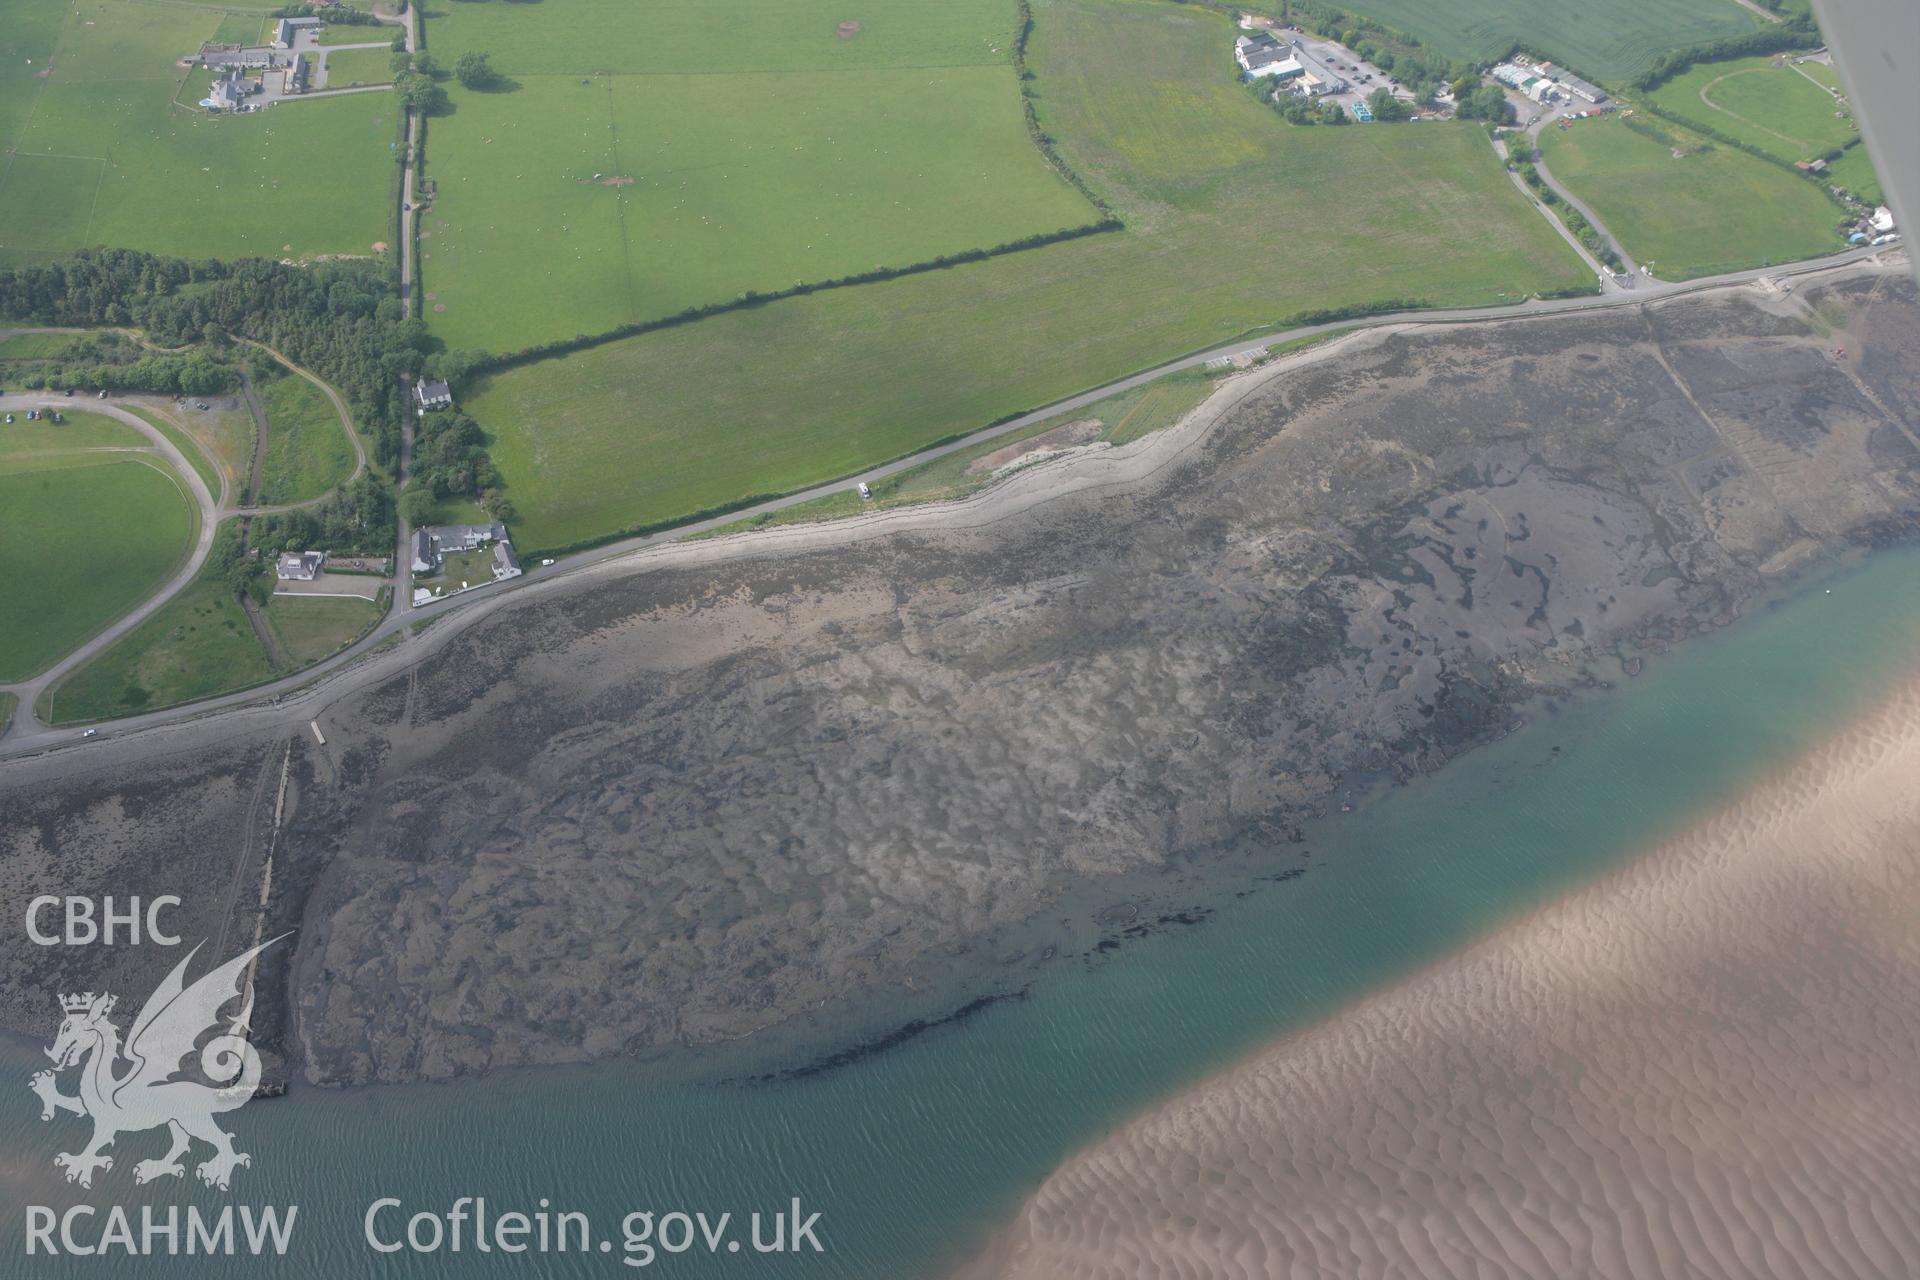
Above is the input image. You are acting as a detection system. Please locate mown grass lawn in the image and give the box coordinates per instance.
[0,454,193,681]
[1647,57,1859,163]
[1,409,144,452]
[418,0,1096,353]
[257,372,353,504]
[467,0,1589,553]
[124,405,223,499]
[1540,115,1843,280]
[1266,0,1758,80]
[266,593,380,665]
[321,47,396,89]
[0,0,397,268]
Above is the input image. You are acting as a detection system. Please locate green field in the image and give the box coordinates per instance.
[0,452,194,681]
[706,367,1224,535]
[43,539,269,723]
[1,409,144,452]
[418,0,1097,352]
[1294,0,1759,80]
[465,0,1589,553]
[320,47,394,89]
[1540,115,1843,280]
[124,405,223,498]
[267,593,380,664]
[257,372,354,504]
[0,0,398,267]
[0,330,83,359]
[1648,56,1857,161]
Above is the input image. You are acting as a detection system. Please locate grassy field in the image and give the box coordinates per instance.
[1648,56,1857,162]
[0,453,194,681]
[320,47,394,89]
[0,0,397,267]
[43,539,268,723]
[2,409,144,451]
[124,405,223,498]
[705,367,1225,536]
[465,0,1589,553]
[1824,145,1884,206]
[266,593,379,664]
[0,330,83,359]
[418,0,1097,352]
[1288,0,1758,80]
[257,372,353,504]
[1540,115,1842,280]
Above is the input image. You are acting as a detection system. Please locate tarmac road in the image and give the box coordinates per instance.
[0,245,1898,758]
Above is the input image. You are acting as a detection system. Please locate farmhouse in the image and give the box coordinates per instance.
[412,522,509,574]
[208,69,260,112]
[276,550,325,581]
[283,54,310,95]
[492,541,522,582]
[414,377,453,412]
[273,16,322,49]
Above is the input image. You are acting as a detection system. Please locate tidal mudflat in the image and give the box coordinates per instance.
[1,265,1917,1091]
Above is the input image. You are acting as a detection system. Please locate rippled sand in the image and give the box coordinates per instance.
[960,676,1920,1279]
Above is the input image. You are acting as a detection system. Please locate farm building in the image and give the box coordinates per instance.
[1236,33,1299,78]
[273,16,322,49]
[414,377,453,411]
[1526,79,1561,104]
[1490,63,1535,89]
[283,54,309,94]
[276,551,324,581]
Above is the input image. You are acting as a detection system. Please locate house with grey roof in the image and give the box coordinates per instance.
[411,528,436,574]
[492,541,523,582]
[411,522,509,574]
[273,16,322,49]
[414,377,453,412]
[208,69,260,112]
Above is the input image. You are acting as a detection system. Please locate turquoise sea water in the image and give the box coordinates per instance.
[4,546,1919,1279]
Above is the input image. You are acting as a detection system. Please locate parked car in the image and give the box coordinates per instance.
[4,413,13,424]
[195,402,210,410]
[858,482,873,501]
[63,388,73,396]
[82,729,98,738]
[97,389,107,398]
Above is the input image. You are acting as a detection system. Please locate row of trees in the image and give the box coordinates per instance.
[14,350,236,395]
[0,250,428,475]
[251,473,396,559]
[1631,17,1819,92]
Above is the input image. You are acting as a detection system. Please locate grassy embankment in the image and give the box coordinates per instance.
[463,0,1591,554]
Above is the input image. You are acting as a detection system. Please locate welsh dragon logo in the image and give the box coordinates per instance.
[29,937,283,1191]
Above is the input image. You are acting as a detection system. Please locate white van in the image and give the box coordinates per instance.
[857,482,873,501]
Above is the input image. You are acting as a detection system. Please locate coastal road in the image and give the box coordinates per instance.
[0,395,221,723]
[0,246,1899,757]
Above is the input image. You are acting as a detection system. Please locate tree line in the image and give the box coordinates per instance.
[0,249,427,475]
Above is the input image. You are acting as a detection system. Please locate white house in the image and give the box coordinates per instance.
[276,550,324,581]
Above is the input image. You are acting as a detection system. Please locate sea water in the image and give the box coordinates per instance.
[3,546,1918,1278]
